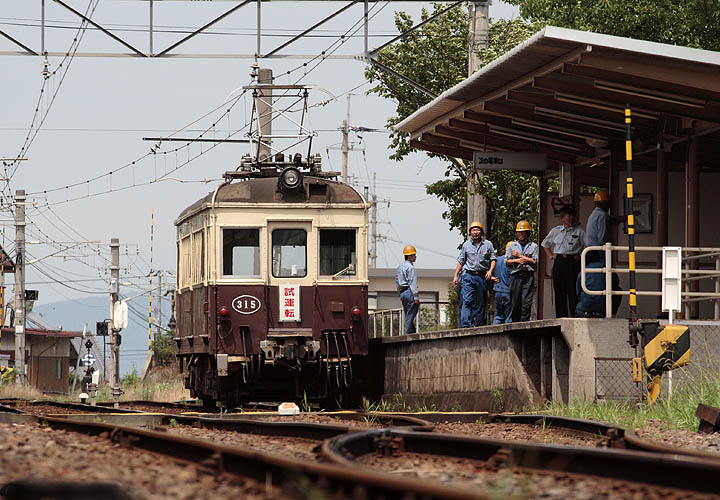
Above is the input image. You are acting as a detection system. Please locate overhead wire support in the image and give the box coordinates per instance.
[262,0,359,58]
[155,0,253,57]
[53,0,146,57]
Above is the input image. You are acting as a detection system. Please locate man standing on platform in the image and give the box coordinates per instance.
[492,241,513,325]
[453,222,497,327]
[396,245,420,334]
[506,221,539,322]
[585,189,623,262]
[541,205,586,318]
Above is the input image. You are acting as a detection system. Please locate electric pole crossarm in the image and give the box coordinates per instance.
[366,58,437,99]
[52,0,147,57]
[155,0,253,57]
[262,0,359,58]
[0,30,38,56]
[368,0,464,56]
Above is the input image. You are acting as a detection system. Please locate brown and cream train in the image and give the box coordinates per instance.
[174,160,369,407]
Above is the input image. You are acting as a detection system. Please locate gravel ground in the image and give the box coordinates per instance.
[433,421,606,446]
[0,422,278,500]
[635,420,720,455]
[356,451,720,499]
[167,425,321,461]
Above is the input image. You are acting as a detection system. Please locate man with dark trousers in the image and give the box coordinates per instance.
[506,220,539,322]
[586,189,624,263]
[541,205,586,318]
[396,245,420,334]
[453,221,496,327]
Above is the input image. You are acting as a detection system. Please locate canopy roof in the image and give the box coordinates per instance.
[396,27,720,183]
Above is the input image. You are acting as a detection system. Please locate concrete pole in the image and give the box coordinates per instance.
[257,68,273,162]
[341,119,349,183]
[155,272,163,336]
[109,238,120,408]
[370,173,377,268]
[466,1,490,234]
[13,190,26,385]
[341,95,352,183]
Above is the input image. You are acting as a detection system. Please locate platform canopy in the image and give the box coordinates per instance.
[396,27,720,185]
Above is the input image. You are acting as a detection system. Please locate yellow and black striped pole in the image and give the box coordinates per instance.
[625,105,637,321]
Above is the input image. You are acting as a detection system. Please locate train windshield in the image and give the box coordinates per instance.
[223,228,260,276]
[319,229,356,276]
[272,229,307,278]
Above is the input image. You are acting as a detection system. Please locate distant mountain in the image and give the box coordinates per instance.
[33,295,158,376]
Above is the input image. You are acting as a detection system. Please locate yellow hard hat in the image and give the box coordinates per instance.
[515,220,531,232]
[403,245,417,256]
[505,241,514,252]
[594,189,610,202]
[468,221,483,232]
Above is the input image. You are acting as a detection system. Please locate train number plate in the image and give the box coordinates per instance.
[232,295,262,315]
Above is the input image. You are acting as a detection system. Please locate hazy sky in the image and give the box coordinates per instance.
[2,0,519,357]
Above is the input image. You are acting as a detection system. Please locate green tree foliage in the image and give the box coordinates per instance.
[151,329,176,367]
[365,9,544,244]
[507,0,720,50]
[365,3,470,161]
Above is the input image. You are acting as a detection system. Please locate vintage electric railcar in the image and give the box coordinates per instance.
[174,159,369,407]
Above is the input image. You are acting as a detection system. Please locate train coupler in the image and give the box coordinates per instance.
[259,339,321,364]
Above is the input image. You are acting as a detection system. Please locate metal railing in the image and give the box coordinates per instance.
[580,243,720,319]
[368,301,450,338]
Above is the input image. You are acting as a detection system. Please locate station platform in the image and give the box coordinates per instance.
[368,318,678,411]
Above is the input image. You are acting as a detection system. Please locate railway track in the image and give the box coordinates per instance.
[2,401,720,498]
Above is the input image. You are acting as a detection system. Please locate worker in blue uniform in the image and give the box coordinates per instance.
[541,204,586,318]
[576,260,622,317]
[506,220,539,322]
[492,241,513,325]
[396,245,420,334]
[453,221,496,327]
[585,189,623,263]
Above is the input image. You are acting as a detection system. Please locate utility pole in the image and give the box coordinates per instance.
[364,174,379,268]
[466,1,491,233]
[341,96,350,183]
[154,271,163,337]
[13,190,26,385]
[256,67,273,162]
[109,238,120,408]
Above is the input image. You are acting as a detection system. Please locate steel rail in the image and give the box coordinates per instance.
[38,415,487,500]
[322,427,720,494]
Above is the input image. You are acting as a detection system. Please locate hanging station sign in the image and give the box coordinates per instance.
[473,152,547,171]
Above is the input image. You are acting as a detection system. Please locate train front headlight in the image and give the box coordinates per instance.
[279,167,303,191]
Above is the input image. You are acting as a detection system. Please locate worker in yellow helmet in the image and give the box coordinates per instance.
[452,221,497,327]
[396,245,419,334]
[506,220,539,322]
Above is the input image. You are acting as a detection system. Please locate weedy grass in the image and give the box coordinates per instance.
[533,365,720,431]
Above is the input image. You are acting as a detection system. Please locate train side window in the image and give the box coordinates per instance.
[319,229,356,276]
[272,229,307,278]
[223,229,260,276]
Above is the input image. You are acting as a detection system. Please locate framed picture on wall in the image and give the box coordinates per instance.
[624,193,653,233]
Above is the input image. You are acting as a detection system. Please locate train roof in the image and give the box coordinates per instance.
[176,176,366,223]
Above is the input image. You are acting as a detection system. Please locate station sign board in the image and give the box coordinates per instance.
[473,152,547,171]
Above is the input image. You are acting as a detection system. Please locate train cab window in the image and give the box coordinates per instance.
[272,229,307,278]
[223,229,260,276]
[319,229,356,276]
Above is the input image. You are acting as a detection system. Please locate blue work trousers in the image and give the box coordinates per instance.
[460,272,488,327]
[492,293,512,325]
[400,289,419,334]
[510,272,535,322]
